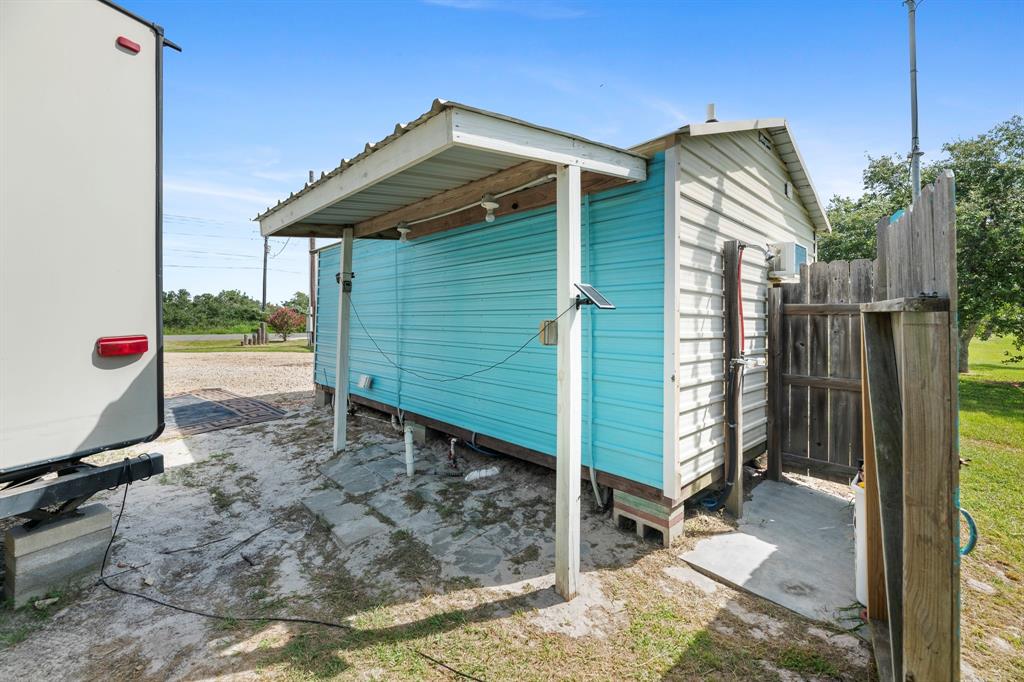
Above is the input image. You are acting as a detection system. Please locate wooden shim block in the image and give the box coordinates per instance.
[862,311,904,678]
[861,321,887,624]
[900,311,958,682]
[783,269,809,459]
[767,286,783,481]
[808,262,830,463]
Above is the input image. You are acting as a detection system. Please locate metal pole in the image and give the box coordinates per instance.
[308,170,316,348]
[261,236,269,310]
[907,0,922,200]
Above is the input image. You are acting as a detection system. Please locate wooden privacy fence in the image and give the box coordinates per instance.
[768,259,875,479]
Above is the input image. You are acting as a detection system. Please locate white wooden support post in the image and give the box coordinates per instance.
[333,227,354,453]
[555,164,582,601]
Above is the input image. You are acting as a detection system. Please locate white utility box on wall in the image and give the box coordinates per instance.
[769,241,808,279]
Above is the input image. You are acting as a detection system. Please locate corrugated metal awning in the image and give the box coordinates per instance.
[255,99,647,238]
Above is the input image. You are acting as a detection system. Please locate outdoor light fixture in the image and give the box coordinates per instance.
[396,222,411,242]
[480,193,500,223]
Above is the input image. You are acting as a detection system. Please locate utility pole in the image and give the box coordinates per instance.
[907,0,923,200]
[261,235,269,310]
[308,170,316,348]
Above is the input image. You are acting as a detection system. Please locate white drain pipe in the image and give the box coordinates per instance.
[404,423,415,477]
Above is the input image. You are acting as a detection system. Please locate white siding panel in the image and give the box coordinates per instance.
[675,131,817,490]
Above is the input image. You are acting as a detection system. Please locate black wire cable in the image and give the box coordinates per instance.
[96,459,487,681]
[347,292,575,383]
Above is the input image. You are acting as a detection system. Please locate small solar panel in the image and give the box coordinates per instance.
[574,283,615,310]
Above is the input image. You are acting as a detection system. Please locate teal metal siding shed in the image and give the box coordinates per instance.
[316,155,665,489]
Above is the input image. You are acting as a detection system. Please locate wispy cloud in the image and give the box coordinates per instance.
[165,179,278,207]
[423,0,586,20]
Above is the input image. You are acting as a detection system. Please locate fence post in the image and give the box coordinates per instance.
[767,286,783,481]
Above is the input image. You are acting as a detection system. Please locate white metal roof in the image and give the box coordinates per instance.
[680,118,831,233]
[256,102,830,237]
[256,99,646,237]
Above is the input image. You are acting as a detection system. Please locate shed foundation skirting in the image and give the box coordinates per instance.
[319,384,672,507]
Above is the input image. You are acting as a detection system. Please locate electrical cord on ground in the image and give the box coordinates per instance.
[96,458,488,681]
[348,293,576,383]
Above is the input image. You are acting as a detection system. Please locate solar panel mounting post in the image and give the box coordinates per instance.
[555,164,582,601]
[333,226,354,453]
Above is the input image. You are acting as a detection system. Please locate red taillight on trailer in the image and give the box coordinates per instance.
[116,36,141,54]
[96,335,148,357]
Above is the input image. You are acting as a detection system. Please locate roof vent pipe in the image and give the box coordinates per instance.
[706,103,718,123]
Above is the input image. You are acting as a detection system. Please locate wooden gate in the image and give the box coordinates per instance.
[767,259,875,480]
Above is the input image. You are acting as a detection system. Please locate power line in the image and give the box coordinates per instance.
[165,263,301,274]
[348,293,574,383]
[270,237,291,258]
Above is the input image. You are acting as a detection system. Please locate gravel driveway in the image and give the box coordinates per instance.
[163,352,314,402]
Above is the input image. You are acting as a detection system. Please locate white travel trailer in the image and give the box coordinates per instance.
[0,0,178,519]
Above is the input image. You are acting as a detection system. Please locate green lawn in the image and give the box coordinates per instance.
[165,338,312,353]
[958,336,1024,679]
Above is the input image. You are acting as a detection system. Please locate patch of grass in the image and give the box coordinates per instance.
[375,530,441,584]
[958,336,1024,679]
[777,645,839,676]
[165,338,312,353]
[402,490,426,514]
[0,588,74,649]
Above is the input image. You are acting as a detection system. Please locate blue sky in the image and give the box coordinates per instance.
[128,0,1024,303]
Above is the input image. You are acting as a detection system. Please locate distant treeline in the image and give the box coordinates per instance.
[163,289,308,335]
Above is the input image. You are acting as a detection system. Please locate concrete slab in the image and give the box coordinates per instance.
[320,460,387,495]
[4,505,112,607]
[680,480,857,627]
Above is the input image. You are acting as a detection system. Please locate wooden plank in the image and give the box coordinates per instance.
[862,311,904,678]
[400,170,626,240]
[875,218,889,301]
[861,320,887,623]
[900,311,958,682]
[829,260,853,467]
[781,452,858,482]
[353,160,551,236]
[783,374,861,392]
[871,620,895,682]
[860,297,949,313]
[807,262,830,463]
[850,260,874,464]
[723,240,744,518]
[907,193,925,296]
[782,303,861,315]
[767,286,783,481]
[332,228,354,453]
[783,267,809,459]
[917,182,937,296]
[555,164,582,601]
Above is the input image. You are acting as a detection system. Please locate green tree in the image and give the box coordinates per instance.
[281,291,309,312]
[821,116,1024,372]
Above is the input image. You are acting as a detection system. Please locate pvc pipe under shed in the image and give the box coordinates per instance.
[404,424,415,477]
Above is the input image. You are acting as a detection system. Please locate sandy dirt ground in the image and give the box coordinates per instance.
[0,352,877,681]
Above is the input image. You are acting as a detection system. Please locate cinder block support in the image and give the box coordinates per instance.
[314,386,330,408]
[612,491,685,547]
[4,504,111,607]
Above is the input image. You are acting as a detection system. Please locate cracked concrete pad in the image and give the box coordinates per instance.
[681,480,857,627]
[525,573,626,639]
[320,459,386,495]
[449,535,505,576]
[330,514,391,548]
